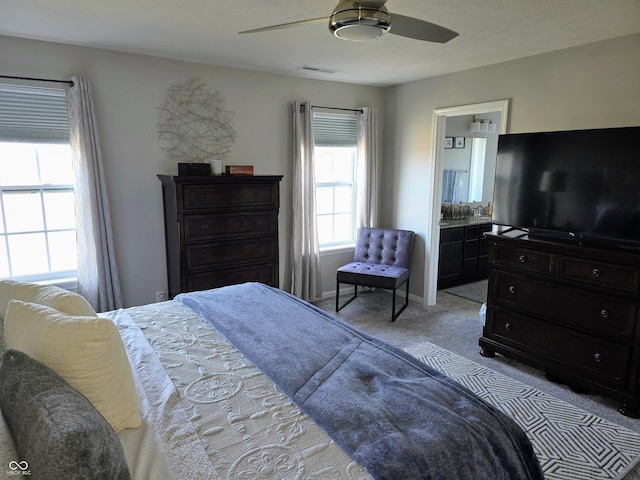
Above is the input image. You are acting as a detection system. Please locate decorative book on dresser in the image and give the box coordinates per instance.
[158,174,283,299]
[479,232,640,417]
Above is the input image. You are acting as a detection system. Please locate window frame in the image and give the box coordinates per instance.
[0,83,77,285]
[0,183,77,283]
[312,111,359,250]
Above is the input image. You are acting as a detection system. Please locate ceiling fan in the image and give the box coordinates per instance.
[239,0,459,43]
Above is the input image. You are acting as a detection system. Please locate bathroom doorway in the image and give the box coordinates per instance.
[423,100,509,306]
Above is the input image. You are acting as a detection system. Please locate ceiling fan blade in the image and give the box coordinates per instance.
[239,17,328,35]
[389,13,458,43]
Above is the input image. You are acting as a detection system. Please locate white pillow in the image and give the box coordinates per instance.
[0,280,96,320]
[4,300,141,432]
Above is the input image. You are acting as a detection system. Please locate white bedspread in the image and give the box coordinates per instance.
[110,300,370,480]
[112,308,213,479]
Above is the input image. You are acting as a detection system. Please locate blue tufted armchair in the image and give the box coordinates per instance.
[336,227,416,322]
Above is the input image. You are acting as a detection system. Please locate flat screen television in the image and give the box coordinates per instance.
[492,126,640,249]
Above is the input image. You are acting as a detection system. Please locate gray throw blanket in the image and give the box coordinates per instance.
[176,283,543,480]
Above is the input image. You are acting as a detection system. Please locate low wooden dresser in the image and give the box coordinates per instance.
[479,232,640,417]
[158,174,283,299]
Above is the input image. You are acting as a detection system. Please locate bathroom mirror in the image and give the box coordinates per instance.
[442,137,488,203]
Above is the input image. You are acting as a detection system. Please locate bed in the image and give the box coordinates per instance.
[0,280,543,479]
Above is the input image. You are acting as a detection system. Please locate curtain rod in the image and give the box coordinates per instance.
[312,105,363,114]
[0,75,74,87]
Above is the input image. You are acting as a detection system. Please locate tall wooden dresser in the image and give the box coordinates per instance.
[479,232,640,417]
[158,175,283,299]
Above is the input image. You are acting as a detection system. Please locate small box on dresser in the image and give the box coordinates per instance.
[225,165,254,175]
[479,232,640,417]
[158,174,283,299]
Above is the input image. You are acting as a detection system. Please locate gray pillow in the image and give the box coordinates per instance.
[0,350,131,480]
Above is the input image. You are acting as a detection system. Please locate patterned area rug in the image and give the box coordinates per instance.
[406,342,640,480]
[445,279,488,303]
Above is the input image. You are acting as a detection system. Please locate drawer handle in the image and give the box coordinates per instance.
[591,268,601,278]
[600,309,609,319]
[505,323,512,331]
[518,254,527,263]
[508,285,517,294]
[594,353,603,363]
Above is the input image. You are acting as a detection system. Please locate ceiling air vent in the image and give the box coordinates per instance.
[298,65,339,74]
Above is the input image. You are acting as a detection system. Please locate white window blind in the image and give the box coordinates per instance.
[313,112,358,147]
[0,84,70,143]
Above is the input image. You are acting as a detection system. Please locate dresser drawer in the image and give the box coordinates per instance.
[558,256,640,292]
[488,308,631,387]
[492,272,637,339]
[491,243,552,274]
[464,225,480,239]
[186,238,276,271]
[184,212,275,242]
[463,239,479,259]
[440,226,463,243]
[182,184,277,210]
[187,263,277,290]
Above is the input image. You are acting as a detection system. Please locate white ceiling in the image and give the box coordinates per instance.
[2,0,640,87]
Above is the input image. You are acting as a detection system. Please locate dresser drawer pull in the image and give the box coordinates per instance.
[600,309,609,319]
[591,268,601,278]
[594,353,603,363]
[508,285,517,294]
[518,254,527,263]
[505,323,512,331]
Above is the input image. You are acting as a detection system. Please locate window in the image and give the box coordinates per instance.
[0,84,76,282]
[313,111,358,248]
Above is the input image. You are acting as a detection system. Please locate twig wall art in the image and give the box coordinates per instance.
[157,78,237,163]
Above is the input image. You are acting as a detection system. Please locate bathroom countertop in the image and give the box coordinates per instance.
[439,216,492,229]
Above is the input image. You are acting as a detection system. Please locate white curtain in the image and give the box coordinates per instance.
[65,76,123,312]
[290,101,320,302]
[357,106,379,228]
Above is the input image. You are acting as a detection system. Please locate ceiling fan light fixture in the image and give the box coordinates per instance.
[329,2,391,41]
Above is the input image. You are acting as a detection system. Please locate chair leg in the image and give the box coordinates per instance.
[336,284,358,312]
[391,279,411,322]
[391,287,397,322]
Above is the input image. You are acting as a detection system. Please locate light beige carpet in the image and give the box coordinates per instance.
[444,279,488,304]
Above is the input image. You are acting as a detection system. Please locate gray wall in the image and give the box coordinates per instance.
[2,33,640,304]
[382,33,640,301]
[1,35,384,306]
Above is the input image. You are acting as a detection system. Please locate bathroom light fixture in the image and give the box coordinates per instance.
[470,116,496,134]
